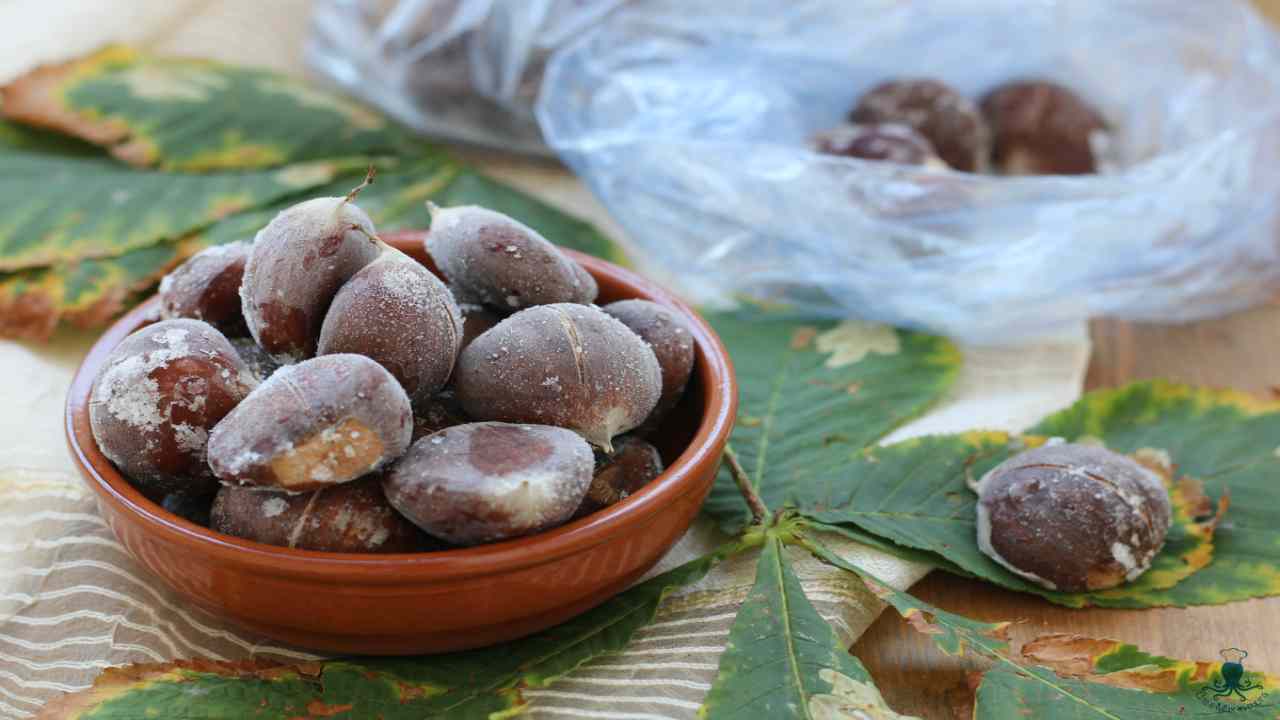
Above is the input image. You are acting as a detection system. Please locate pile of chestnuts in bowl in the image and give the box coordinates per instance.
[65,179,736,653]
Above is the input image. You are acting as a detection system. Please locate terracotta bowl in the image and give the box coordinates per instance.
[65,232,737,655]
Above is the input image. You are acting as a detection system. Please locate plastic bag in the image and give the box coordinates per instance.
[538,0,1280,342]
[307,0,626,155]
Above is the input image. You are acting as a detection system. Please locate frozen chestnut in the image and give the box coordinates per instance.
[229,337,281,383]
[812,123,945,168]
[89,319,257,497]
[574,436,664,519]
[602,299,695,421]
[159,242,250,337]
[454,303,661,450]
[210,477,422,553]
[207,354,413,491]
[975,442,1171,592]
[384,422,593,546]
[425,204,597,311]
[240,185,384,361]
[980,80,1107,175]
[318,250,463,409]
[850,78,990,172]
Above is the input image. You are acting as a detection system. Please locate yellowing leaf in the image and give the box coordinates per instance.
[973,634,1280,719]
[1,46,416,171]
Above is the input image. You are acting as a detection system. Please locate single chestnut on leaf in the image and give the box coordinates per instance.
[974,442,1171,592]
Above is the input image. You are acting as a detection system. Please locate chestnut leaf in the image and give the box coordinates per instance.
[798,430,1224,608]
[970,633,1280,719]
[702,310,961,533]
[699,535,911,720]
[795,380,1280,609]
[0,49,627,341]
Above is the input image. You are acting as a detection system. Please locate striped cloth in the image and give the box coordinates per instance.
[0,327,1088,718]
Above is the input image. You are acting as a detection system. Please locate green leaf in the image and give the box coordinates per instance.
[0,155,624,342]
[1029,381,1280,606]
[0,149,352,271]
[2,46,420,171]
[38,548,731,720]
[702,312,960,533]
[700,535,915,720]
[798,430,1224,608]
[973,634,1280,719]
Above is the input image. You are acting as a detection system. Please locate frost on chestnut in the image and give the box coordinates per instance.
[240,178,384,361]
[425,204,596,311]
[974,442,1172,592]
[454,303,661,451]
[318,249,463,409]
[383,422,593,546]
[207,354,413,491]
[89,319,257,497]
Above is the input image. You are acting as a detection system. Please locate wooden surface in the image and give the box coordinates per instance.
[852,304,1280,717]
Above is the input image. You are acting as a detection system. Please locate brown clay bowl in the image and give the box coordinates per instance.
[65,232,737,655]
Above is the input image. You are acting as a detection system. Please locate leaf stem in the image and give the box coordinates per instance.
[724,445,770,526]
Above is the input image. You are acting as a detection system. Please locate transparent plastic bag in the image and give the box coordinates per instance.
[307,0,627,155]
[538,0,1280,341]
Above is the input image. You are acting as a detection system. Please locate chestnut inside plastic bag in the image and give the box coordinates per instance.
[536,0,1280,341]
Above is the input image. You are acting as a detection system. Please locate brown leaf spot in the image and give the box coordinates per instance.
[1021,634,1115,677]
[304,700,353,717]
[790,326,818,349]
[846,381,863,395]
[0,47,136,148]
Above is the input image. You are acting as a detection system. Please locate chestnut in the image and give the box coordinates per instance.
[975,442,1171,592]
[980,79,1108,175]
[89,319,257,497]
[206,354,413,491]
[383,422,593,546]
[210,477,422,553]
[453,303,661,451]
[318,250,463,409]
[849,78,990,172]
[602,299,695,422]
[573,435,664,519]
[425,204,597,311]
[159,242,250,337]
[240,188,383,361]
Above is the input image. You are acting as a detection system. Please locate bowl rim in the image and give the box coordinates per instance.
[65,236,738,584]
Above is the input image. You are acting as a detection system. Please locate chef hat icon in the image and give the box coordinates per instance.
[1221,648,1249,664]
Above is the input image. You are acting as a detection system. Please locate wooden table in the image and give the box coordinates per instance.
[853,306,1280,717]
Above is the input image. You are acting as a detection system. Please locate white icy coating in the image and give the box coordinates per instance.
[260,496,289,518]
